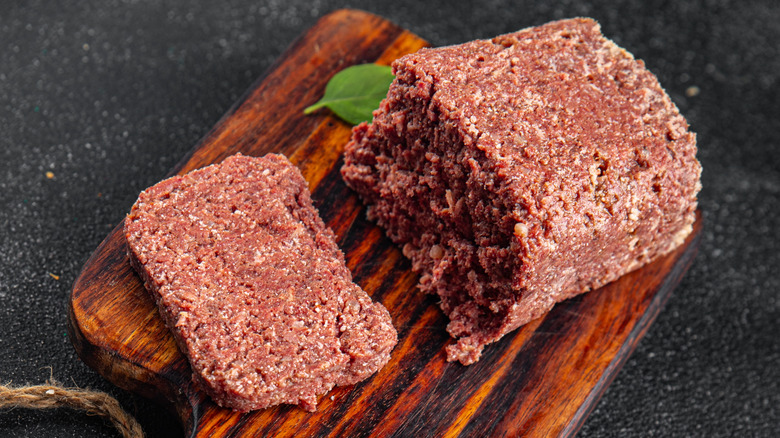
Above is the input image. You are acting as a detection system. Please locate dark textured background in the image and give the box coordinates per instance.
[1,0,778,436]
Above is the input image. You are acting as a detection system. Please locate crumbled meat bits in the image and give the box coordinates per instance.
[124,153,397,411]
[341,18,701,365]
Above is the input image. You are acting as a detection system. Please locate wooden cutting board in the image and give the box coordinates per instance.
[68,9,702,437]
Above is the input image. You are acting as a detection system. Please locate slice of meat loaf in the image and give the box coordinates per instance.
[124,153,397,411]
[341,18,701,365]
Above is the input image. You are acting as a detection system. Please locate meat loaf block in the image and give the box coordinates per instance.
[124,153,397,411]
[341,18,701,365]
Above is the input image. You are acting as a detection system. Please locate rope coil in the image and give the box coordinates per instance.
[0,379,144,438]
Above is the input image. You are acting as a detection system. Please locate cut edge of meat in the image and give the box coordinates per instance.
[125,153,397,411]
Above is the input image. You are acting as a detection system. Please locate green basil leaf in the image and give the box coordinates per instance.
[304,64,394,125]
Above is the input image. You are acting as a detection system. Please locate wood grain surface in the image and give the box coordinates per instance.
[68,9,702,437]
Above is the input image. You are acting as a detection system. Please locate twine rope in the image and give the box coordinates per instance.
[0,379,144,438]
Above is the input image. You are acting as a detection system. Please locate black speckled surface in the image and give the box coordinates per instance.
[1,1,777,437]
